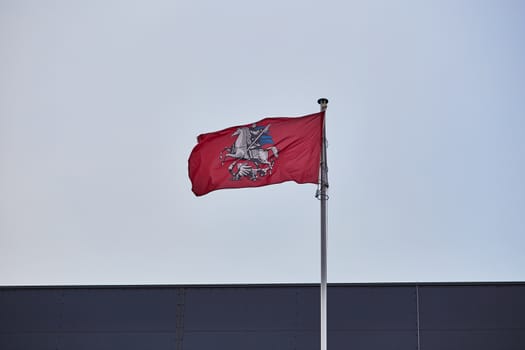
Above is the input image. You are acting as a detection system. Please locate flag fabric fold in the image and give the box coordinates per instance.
[188,112,324,196]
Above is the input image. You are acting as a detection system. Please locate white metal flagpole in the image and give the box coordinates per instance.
[317,98,329,350]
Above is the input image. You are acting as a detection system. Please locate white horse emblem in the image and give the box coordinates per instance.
[220,124,279,181]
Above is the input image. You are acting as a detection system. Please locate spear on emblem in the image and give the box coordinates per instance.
[247,124,271,150]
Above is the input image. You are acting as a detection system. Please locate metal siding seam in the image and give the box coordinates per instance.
[416,285,421,350]
[176,288,186,350]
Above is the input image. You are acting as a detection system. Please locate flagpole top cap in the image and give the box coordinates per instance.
[317,98,329,105]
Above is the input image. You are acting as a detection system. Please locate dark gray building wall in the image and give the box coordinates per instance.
[419,284,525,349]
[1,283,524,349]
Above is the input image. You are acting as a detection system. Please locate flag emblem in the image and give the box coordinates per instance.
[220,123,279,181]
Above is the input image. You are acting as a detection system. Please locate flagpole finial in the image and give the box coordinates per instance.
[317,98,329,111]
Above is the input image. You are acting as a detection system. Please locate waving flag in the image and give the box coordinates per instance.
[188,112,324,196]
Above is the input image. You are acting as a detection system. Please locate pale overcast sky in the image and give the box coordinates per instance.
[1,0,524,285]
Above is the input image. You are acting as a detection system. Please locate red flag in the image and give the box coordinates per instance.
[188,112,324,196]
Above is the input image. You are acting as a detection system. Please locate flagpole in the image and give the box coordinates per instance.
[317,98,329,350]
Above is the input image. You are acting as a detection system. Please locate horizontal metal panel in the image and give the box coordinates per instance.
[0,334,59,350]
[0,333,176,350]
[295,287,320,329]
[60,288,179,332]
[420,285,525,329]
[420,330,525,350]
[183,331,306,350]
[184,287,304,331]
[329,330,417,350]
[329,286,417,330]
[0,289,62,332]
